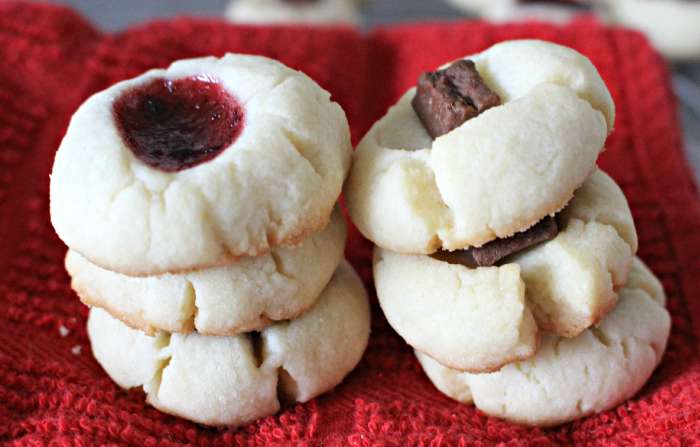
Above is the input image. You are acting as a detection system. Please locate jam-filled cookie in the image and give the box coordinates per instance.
[225,0,361,25]
[87,261,370,427]
[606,0,700,60]
[51,54,351,276]
[346,40,614,255]
[447,0,600,22]
[67,208,345,336]
[374,169,637,372]
[416,258,670,427]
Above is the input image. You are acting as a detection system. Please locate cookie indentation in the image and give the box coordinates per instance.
[113,76,244,172]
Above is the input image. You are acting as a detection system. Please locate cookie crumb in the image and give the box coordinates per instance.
[59,325,70,337]
[71,345,82,355]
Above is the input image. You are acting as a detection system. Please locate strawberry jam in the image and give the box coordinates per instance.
[113,75,244,172]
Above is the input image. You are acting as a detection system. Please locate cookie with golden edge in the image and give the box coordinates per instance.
[416,258,670,427]
[87,261,370,427]
[68,207,346,336]
[346,39,614,255]
[51,53,351,276]
[374,169,637,372]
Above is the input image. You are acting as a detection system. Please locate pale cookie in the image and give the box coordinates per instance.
[447,0,600,22]
[51,54,352,276]
[87,261,370,427]
[67,207,346,336]
[510,168,638,336]
[346,40,614,254]
[605,0,700,60]
[374,169,636,372]
[416,258,670,427]
[225,0,360,25]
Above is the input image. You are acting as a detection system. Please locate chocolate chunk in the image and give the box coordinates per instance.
[471,216,558,266]
[113,76,244,172]
[432,216,559,268]
[411,59,501,139]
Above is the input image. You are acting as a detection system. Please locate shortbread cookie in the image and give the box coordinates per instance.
[606,0,700,60]
[447,0,599,22]
[51,54,352,276]
[374,169,636,372]
[68,207,345,336]
[510,168,637,336]
[225,0,360,25]
[416,258,670,427]
[346,40,614,254]
[88,261,370,427]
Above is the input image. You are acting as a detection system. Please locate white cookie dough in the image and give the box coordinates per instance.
[416,258,670,427]
[225,0,360,25]
[88,261,370,427]
[374,169,636,372]
[511,169,638,336]
[447,0,600,22]
[346,40,614,254]
[68,207,346,336]
[605,0,700,60]
[51,54,352,276]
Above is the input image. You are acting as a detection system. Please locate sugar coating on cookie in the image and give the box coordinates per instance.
[346,40,614,254]
[87,261,370,427]
[416,258,670,427]
[374,169,636,372]
[51,54,352,276]
[225,0,360,24]
[606,0,700,60]
[68,207,346,336]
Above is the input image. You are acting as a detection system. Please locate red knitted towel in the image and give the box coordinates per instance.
[1,2,699,445]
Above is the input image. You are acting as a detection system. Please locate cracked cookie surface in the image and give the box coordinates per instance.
[87,261,370,427]
[346,40,614,254]
[68,208,346,336]
[373,169,636,372]
[51,54,352,276]
[416,257,670,427]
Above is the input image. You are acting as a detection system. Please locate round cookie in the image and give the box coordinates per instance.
[87,261,370,427]
[51,53,352,276]
[68,207,346,336]
[346,39,614,255]
[416,257,670,427]
[605,0,700,60]
[225,0,360,25]
[374,169,636,372]
[446,0,600,22]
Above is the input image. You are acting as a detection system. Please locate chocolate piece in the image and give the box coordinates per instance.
[411,60,501,139]
[113,76,244,172]
[432,216,559,268]
[471,216,558,266]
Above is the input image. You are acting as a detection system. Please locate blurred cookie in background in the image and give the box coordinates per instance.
[225,0,362,25]
[605,0,700,61]
[445,0,602,23]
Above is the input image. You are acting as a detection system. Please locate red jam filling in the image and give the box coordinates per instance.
[113,76,244,172]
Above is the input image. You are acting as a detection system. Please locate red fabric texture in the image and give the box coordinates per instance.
[0,2,699,445]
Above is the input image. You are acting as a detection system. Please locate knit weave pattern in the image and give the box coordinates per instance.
[0,2,698,445]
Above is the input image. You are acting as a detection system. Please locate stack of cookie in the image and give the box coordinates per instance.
[50,54,370,427]
[346,40,671,427]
